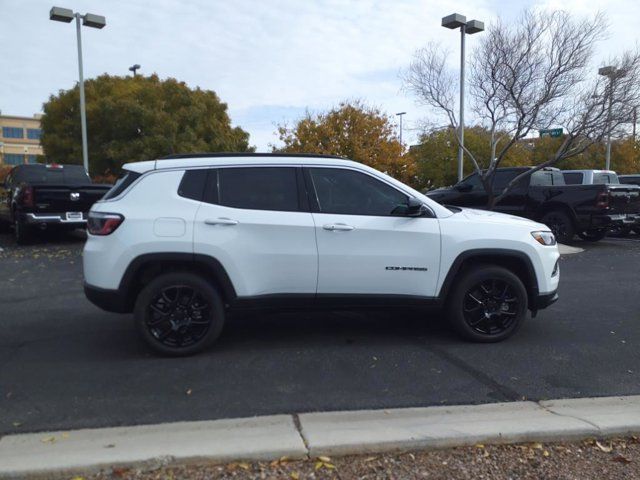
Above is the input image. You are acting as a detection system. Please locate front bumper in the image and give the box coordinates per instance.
[22,212,87,225]
[532,290,559,311]
[84,282,131,313]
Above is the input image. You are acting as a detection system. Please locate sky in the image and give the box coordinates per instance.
[1,0,639,151]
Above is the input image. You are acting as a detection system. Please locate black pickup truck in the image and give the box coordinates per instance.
[0,164,112,244]
[427,167,640,243]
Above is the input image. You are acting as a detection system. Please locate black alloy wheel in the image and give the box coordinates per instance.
[463,279,519,336]
[146,285,211,348]
[448,265,528,343]
[134,272,225,356]
[541,211,574,244]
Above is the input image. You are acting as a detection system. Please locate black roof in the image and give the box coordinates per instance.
[160,152,347,160]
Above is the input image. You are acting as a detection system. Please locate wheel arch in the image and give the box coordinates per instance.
[439,249,539,309]
[119,253,237,311]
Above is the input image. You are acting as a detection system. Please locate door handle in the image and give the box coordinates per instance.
[204,217,238,226]
[323,223,355,231]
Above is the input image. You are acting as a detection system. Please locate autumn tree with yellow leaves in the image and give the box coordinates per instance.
[274,101,417,185]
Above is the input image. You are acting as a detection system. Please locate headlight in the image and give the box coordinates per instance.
[531,231,557,246]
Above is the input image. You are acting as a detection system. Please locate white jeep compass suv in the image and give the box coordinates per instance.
[84,153,560,356]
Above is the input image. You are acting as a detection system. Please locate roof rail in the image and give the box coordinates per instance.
[159,152,347,160]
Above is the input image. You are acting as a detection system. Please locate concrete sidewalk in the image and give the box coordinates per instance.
[1,395,639,478]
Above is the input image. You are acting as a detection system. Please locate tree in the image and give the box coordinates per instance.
[41,74,252,175]
[405,10,640,207]
[411,126,532,190]
[274,100,417,185]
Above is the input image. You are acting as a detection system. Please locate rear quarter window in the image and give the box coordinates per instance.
[102,170,142,200]
[178,169,208,201]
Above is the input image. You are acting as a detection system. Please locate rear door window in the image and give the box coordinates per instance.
[218,167,300,212]
[563,172,583,184]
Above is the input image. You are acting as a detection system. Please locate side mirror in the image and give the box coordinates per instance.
[455,183,472,193]
[406,197,428,217]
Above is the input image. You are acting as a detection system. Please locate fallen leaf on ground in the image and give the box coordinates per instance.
[318,456,331,462]
[612,454,632,464]
[291,473,299,480]
[40,436,56,444]
[596,441,613,453]
[238,462,250,470]
[185,388,192,395]
[475,443,485,449]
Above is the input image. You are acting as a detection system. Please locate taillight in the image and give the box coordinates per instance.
[596,192,609,209]
[20,186,34,207]
[87,212,124,235]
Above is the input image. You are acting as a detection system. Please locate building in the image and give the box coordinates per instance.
[0,114,44,165]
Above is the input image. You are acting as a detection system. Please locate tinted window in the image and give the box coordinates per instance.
[530,171,566,186]
[178,169,208,201]
[219,167,299,211]
[16,165,90,184]
[493,170,522,191]
[459,173,482,191]
[620,176,640,186]
[563,172,583,184]
[103,170,141,200]
[308,168,408,216]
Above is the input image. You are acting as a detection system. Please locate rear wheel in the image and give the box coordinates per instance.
[447,265,528,343]
[541,211,575,244]
[578,229,607,242]
[134,272,225,356]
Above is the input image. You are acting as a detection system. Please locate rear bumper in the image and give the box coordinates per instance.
[532,290,559,310]
[84,282,130,313]
[21,212,87,225]
[591,213,640,228]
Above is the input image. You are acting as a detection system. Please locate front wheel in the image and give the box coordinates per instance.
[541,211,575,244]
[134,272,225,356]
[447,265,528,343]
[578,229,607,242]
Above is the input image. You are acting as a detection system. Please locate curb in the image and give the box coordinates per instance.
[1,395,639,478]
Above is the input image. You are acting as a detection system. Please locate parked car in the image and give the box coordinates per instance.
[426,167,640,244]
[83,153,560,356]
[0,163,112,244]
[562,169,620,185]
[620,174,640,186]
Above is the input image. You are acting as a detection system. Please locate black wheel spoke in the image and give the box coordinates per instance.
[146,285,212,349]
[462,277,520,336]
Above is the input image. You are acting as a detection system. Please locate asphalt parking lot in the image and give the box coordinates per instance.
[1,231,639,435]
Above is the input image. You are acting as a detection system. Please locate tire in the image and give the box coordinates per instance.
[607,226,631,238]
[578,229,607,242]
[134,272,225,356]
[541,210,575,244]
[14,218,32,245]
[447,265,528,343]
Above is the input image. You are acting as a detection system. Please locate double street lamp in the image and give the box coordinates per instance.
[598,65,625,171]
[50,6,106,174]
[442,13,484,182]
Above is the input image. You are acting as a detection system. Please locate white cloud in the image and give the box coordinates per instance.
[1,0,636,150]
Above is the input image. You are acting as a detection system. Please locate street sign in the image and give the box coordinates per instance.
[539,128,563,138]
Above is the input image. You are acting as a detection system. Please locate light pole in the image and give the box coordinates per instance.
[395,112,406,147]
[50,7,106,175]
[442,13,484,182]
[598,65,625,171]
[129,64,141,76]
